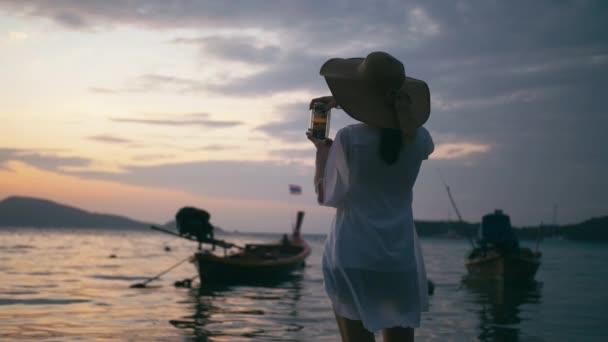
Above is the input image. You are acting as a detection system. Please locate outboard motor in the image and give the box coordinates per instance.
[478,209,519,252]
[175,207,214,249]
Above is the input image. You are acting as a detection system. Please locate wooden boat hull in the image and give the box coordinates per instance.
[466,248,541,279]
[192,238,311,284]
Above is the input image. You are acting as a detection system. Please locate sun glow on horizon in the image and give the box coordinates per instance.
[0,161,332,232]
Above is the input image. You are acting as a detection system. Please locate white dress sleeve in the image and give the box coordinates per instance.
[319,128,350,208]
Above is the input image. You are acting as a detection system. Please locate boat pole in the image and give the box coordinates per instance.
[149,225,244,249]
[438,169,476,248]
[130,255,192,288]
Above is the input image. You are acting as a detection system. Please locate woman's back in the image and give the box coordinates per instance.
[345,123,432,220]
[322,123,434,271]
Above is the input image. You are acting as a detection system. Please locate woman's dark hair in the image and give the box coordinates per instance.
[379,128,402,165]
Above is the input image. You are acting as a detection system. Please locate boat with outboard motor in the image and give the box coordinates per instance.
[465,210,542,279]
[150,209,310,284]
[191,211,311,283]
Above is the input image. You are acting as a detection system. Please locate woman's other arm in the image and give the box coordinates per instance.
[307,95,339,203]
[307,131,332,203]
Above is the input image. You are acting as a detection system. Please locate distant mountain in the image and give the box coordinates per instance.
[1,195,606,240]
[560,216,608,241]
[0,196,153,229]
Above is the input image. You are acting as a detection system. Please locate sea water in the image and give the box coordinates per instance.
[1,229,607,341]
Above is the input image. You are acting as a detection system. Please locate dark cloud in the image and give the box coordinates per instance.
[173,35,281,64]
[1,0,607,224]
[0,148,92,171]
[53,10,88,29]
[0,1,419,34]
[88,134,132,144]
[207,51,325,95]
[111,113,242,128]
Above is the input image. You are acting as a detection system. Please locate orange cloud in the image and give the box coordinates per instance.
[432,143,490,160]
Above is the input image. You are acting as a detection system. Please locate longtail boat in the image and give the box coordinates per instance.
[465,210,542,279]
[150,209,310,285]
[191,211,310,284]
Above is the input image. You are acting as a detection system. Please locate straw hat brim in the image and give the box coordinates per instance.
[320,57,430,129]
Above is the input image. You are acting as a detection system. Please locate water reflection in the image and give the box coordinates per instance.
[462,276,543,342]
[172,271,305,341]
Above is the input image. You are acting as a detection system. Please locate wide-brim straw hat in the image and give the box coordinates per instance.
[320,51,430,138]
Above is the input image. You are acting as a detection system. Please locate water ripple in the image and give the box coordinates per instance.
[0,231,606,341]
[0,298,91,305]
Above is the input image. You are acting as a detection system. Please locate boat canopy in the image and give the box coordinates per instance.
[478,209,518,247]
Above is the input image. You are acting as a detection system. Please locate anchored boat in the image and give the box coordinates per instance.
[465,210,542,279]
[151,209,310,285]
[192,211,310,283]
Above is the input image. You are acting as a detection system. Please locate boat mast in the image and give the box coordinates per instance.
[438,169,475,248]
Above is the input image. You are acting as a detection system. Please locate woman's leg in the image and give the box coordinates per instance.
[334,312,376,342]
[382,327,414,342]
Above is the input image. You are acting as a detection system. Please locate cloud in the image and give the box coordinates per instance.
[88,86,119,94]
[88,134,132,144]
[1,0,608,225]
[198,144,240,151]
[1,2,445,97]
[172,35,281,64]
[111,113,242,128]
[0,148,92,172]
[90,74,208,94]
[67,159,315,202]
[205,51,326,96]
[0,1,430,36]
[270,148,314,160]
[53,10,88,29]
[407,6,440,37]
[432,143,490,160]
[131,153,176,161]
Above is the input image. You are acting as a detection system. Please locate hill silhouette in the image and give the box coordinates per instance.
[0,196,152,229]
[416,217,608,241]
[0,195,605,240]
[559,216,608,241]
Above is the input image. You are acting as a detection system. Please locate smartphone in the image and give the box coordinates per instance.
[309,102,331,140]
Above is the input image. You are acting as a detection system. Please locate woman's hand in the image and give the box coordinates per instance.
[309,95,338,110]
[306,130,333,149]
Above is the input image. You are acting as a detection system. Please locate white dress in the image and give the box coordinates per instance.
[319,123,434,332]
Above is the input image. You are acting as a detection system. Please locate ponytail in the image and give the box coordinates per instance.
[379,128,402,165]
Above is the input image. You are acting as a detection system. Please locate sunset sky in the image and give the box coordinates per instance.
[1,1,606,232]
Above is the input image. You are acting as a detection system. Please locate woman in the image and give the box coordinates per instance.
[307,52,434,342]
